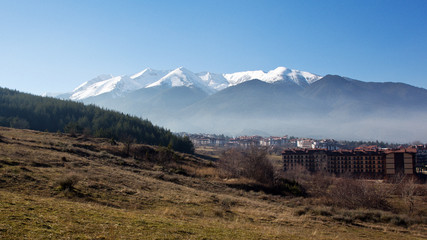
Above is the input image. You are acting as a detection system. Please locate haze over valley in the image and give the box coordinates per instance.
[52,66,427,143]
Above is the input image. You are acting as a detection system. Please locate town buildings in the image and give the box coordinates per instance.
[189,134,344,150]
[184,132,424,179]
[189,134,292,148]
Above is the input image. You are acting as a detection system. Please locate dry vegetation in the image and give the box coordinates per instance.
[0,127,426,239]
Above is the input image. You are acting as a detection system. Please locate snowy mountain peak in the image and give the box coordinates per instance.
[146,67,214,94]
[271,66,292,76]
[73,74,114,92]
[273,66,288,72]
[130,68,170,87]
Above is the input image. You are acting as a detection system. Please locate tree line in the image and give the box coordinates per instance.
[0,87,194,154]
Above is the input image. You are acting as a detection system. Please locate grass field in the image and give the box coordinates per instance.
[0,127,426,239]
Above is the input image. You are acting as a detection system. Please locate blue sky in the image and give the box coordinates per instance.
[1,0,426,94]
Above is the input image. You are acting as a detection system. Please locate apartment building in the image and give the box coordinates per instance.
[283,148,416,178]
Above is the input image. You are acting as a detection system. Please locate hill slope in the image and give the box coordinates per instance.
[0,127,425,239]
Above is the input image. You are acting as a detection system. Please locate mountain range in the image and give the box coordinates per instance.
[59,66,321,100]
[54,67,427,142]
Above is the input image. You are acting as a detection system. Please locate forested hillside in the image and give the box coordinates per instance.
[0,87,194,153]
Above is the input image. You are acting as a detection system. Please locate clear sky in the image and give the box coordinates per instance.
[1,0,426,95]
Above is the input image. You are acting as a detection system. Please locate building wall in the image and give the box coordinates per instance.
[404,153,414,174]
[283,150,328,172]
[385,154,395,175]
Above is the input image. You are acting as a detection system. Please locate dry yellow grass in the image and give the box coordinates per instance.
[0,127,426,239]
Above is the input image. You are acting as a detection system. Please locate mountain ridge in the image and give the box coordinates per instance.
[61,66,322,100]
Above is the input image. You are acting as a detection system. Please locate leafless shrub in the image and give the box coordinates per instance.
[122,136,135,156]
[327,178,390,210]
[309,172,334,197]
[245,147,275,186]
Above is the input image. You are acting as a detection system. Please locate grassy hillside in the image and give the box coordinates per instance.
[0,127,426,239]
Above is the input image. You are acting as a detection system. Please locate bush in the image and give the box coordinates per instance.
[284,165,333,197]
[273,178,306,197]
[131,145,156,161]
[331,209,414,227]
[294,206,311,216]
[57,174,80,191]
[156,146,177,163]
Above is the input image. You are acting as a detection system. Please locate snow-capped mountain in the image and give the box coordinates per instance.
[146,67,215,94]
[66,66,322,101]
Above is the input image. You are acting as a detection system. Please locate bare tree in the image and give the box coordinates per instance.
[398,176,418,215]
[284,164,310,184]
[218,146,275,186]
[218,148,246,178]
[122,135,135,156]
